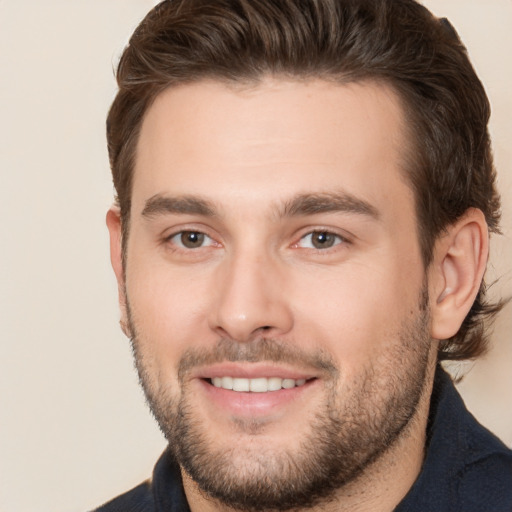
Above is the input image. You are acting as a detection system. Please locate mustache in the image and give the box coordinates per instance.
[177,337,338,381]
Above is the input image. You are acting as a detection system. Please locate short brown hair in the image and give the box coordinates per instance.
[107,0,504,361]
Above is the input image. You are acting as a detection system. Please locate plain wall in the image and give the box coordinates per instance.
[0,1,510,511]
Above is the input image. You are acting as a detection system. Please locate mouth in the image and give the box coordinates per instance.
[193,363,320,417]
[207,376,313,392]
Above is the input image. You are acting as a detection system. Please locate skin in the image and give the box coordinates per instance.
[107,78,488,511]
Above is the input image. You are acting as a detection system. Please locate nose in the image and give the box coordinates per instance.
[208,249,294,343]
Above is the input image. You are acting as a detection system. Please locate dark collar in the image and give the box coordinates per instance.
[395,365,512,512]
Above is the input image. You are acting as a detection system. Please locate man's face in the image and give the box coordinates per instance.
[113,78,436,510]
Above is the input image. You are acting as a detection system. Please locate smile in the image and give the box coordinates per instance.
[210,376,308,392]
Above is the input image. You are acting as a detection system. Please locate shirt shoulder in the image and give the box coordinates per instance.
[90,448,190,512]
[91,480,154,512]
[395,367,512,512]
[457,424,512,511]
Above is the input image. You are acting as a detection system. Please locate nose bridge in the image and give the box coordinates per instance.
[210,242,293,342]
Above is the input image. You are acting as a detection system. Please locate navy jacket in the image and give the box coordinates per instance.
[93,367,512,511]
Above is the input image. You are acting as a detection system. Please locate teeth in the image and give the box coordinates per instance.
[233,378,250,392]
[210,377,308,392]
[282,378,295,389]
[267,377,282,391]
[221,376,233,389]
[249,377,268,393]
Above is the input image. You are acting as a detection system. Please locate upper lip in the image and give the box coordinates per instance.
[192,363,317,381]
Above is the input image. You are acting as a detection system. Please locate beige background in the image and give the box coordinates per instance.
[0,1,510,511]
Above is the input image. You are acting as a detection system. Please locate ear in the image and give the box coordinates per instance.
[106,206,131,338]
[429,208,489,340]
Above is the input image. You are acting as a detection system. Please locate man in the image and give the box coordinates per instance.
[95,0,512,510]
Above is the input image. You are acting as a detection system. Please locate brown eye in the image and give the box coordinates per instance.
[180,231,205,248]
[311,232,336,249]
[168,231,212,249]
[298,231,343,250]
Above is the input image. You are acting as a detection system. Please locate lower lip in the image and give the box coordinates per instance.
[197,378,317,417]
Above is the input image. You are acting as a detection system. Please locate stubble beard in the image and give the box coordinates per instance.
[127,294,433,512]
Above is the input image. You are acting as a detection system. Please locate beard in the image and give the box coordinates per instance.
[127,291,432,512]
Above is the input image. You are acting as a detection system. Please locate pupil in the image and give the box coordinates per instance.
[182,231,204,248]
[313,232,334,249]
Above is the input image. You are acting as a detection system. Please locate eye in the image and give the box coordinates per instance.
[297,231,345,250]
[168,231,215,249]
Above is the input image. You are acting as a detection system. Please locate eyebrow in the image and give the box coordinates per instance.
[279,192,380,220]
[141,191,379,221]
[142,194,216,218]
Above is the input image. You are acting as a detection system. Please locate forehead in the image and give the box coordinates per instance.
[133,77,413,218]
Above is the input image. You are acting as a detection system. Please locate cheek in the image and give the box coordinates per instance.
[125,258,213,370]
[289,260,423,365]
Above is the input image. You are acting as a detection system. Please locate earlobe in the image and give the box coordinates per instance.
[106,207,131,338]
[429,208,488,340]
